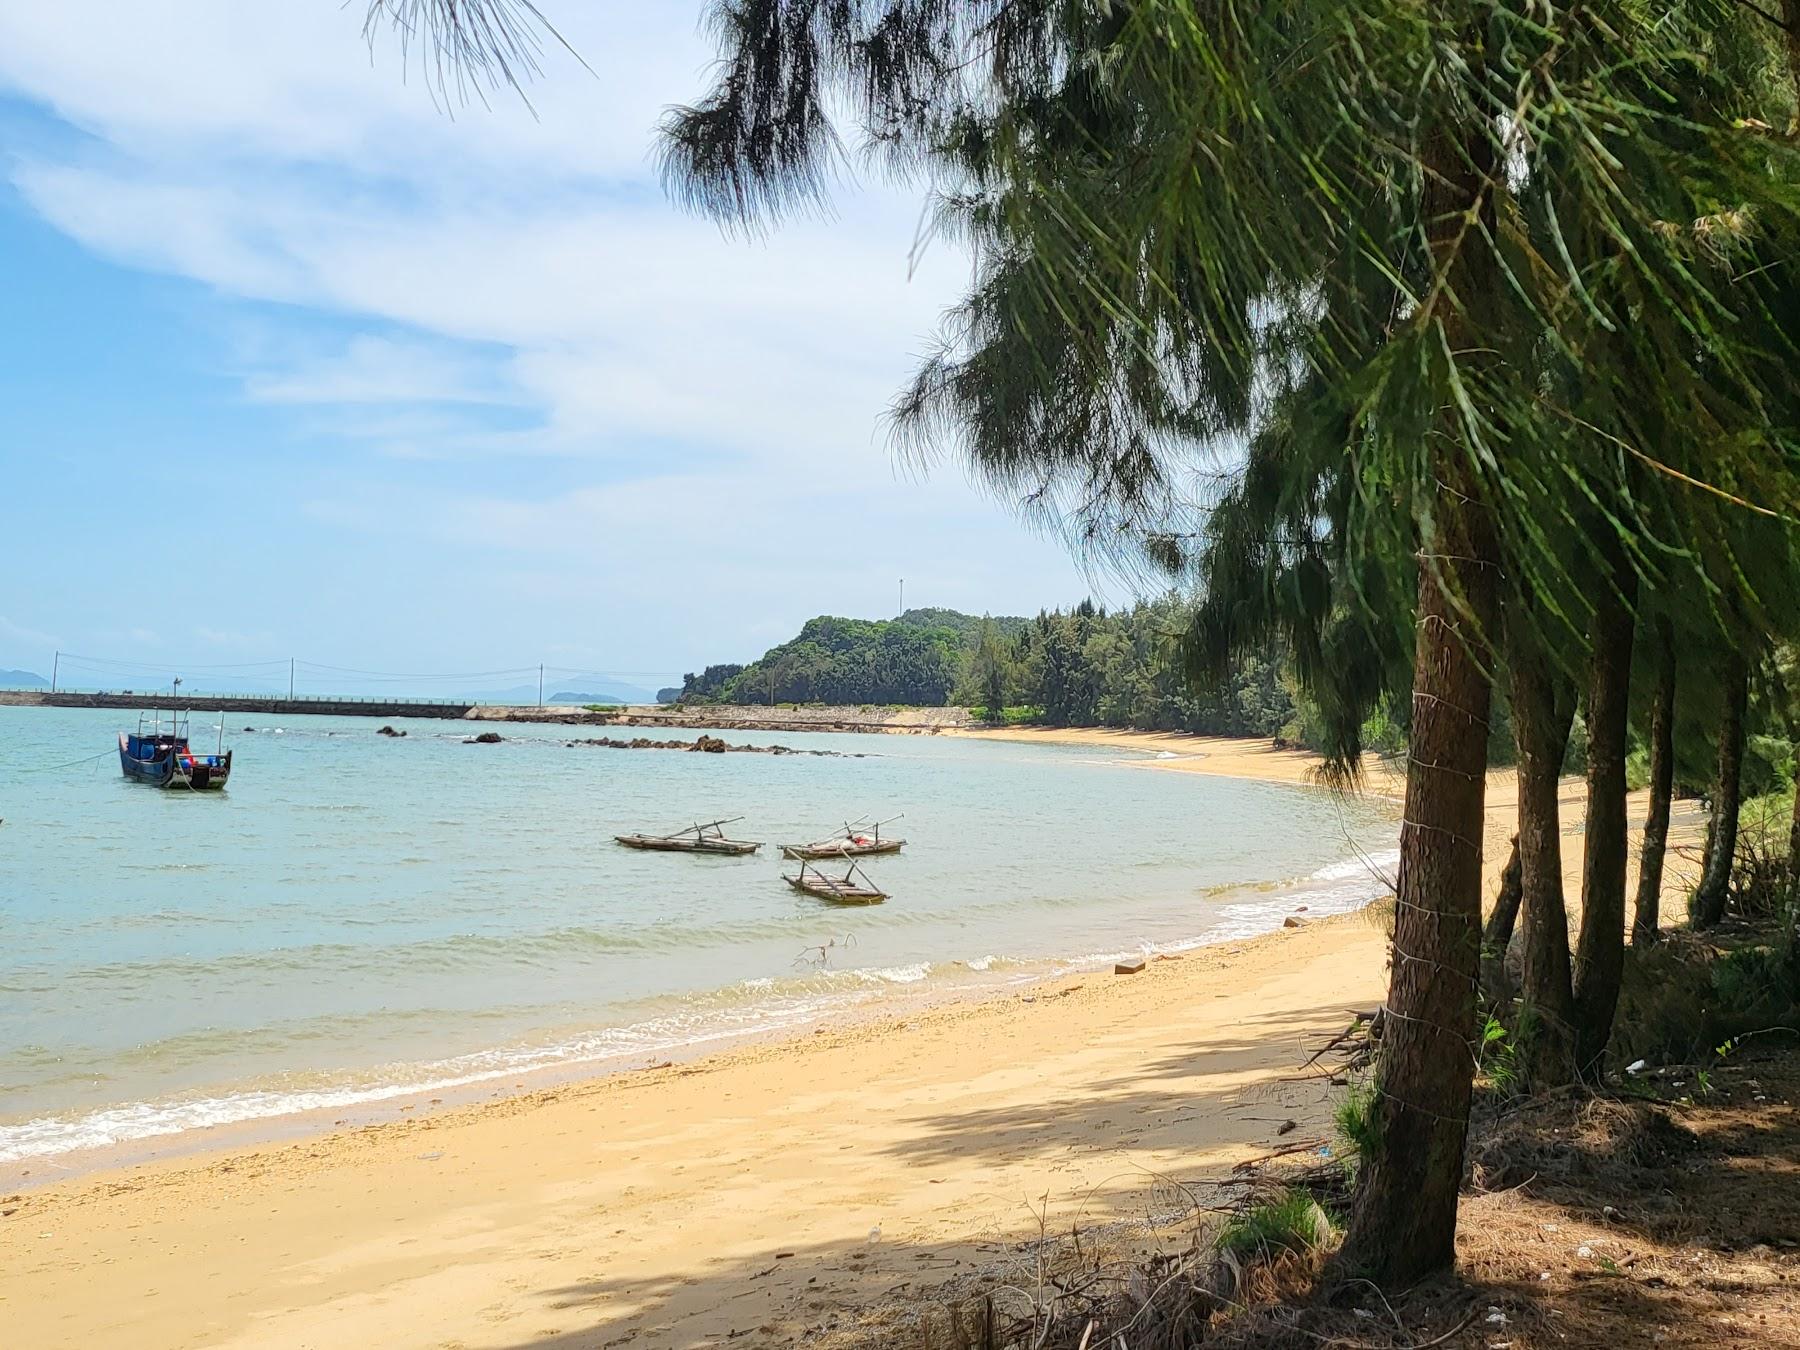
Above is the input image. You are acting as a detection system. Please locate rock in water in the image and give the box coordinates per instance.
[567,735,834,757]
[465,731,503,744]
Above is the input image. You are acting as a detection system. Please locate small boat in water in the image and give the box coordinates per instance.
[118,712,232,790]
[779,814,905,860]
[614,817,763,855]
[783,857,889,905]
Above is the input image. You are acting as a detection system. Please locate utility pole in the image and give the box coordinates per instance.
[899,577,905,615]
[289,658,295,700]
[51,651,58,693]
[538,663,544,707]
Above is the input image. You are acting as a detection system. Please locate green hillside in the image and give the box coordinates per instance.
[678,611,1017,706]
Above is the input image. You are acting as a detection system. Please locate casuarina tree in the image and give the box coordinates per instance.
[376,0,1800,1286]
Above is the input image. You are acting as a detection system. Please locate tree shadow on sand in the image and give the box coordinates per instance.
[481,1045,1800,1348]
[875,1001,1366,1168]
[476,1002,1360,1348]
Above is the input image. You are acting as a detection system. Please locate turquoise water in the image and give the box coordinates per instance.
[0,706,1396,1163]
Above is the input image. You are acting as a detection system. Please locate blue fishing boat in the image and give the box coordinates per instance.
[118,712,233,790]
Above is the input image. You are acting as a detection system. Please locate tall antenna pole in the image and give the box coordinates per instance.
[289,658,295,700]
[899,577,905,615]
[538,663,544,707]
[51,651,58,693]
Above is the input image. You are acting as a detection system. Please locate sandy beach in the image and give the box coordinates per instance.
[0,732,1705,1349]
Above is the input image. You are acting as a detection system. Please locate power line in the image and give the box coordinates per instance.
[294,661,543,680]
[40,649,683,690]
[56,652,291,673]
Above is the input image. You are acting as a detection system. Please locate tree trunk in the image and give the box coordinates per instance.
[1336,95,1499,1285]
[1339,499,1496,1283]
[1481,834,1522,1005]
[1694,652,1747,928]
[1788,742,1800,902]
[1509,640,1577,1087]
[1571,564,1638,1077]
[1632,617,1676,947]
[1784,0,1800,137]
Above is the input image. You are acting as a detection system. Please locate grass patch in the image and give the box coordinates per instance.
[1213,1187,1333,1263]
[1332,1080,1380,1178]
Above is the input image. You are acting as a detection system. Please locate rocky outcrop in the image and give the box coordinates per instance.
[564,735,852,758]
[464,703,975,734]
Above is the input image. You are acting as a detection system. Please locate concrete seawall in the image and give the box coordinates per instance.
[0,691,474,720]
[0,692,976,733]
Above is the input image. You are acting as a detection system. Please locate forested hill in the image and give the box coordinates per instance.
[675,600,1315,741]
[678,609,1015,707]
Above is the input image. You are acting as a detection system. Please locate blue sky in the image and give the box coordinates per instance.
[0,5,1097,689]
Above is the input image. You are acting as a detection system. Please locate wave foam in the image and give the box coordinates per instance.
[0,845,1400,1167]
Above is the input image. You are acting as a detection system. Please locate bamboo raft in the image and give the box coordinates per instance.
[783,857,889,905]
[614,817,763,856]
[779,814,905,860]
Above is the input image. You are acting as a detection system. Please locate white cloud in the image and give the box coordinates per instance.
[0,3,1094,668]
[13,161,962,470]
[0,613,61,650]
[244,334,521,408]
[0,5,694,179]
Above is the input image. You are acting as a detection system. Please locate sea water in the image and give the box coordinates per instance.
[0,706,1397,1165]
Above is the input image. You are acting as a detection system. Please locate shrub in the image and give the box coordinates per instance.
[1712,946,1796,1022]
[1610,930,1800,1066]
[1479,1014,1522,1095]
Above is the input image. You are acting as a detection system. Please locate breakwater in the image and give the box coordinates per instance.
[0,691,977,732]
[0,690,473,720]
[467,703,976,733]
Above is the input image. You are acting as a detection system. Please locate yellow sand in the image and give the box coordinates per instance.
[0,733,1704,1349]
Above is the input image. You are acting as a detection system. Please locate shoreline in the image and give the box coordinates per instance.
[0,732,1707,1349]
[0,805,1398,1188]
[946,723,1404,791]
[2,907,1397,1350]
[0,724,1393,1185]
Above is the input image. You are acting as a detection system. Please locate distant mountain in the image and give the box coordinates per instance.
[472,681,658,706]
[0,668,48,688]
